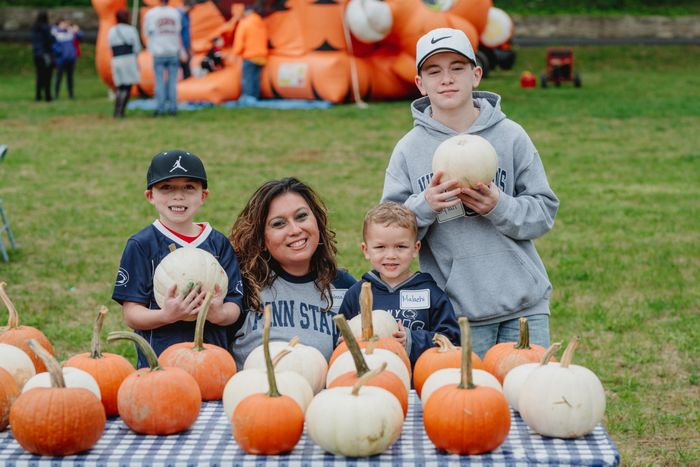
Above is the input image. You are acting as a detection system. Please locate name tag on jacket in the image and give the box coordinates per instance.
[400,290,430,310]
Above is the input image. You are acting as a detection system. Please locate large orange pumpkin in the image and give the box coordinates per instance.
[328,314,408,416]
[482,317,551,383]
[413,332,483,398]
[107,331,201,435]
[0,282,55,373]
[10,340,105,456]
[423,318,511,455]
[0,367,19,431]
[329,282,411,375]
[159,290,237,400]
[64,306,135,417]
[232,305,304,455]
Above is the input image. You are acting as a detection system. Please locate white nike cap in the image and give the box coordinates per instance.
[416,27,477,72]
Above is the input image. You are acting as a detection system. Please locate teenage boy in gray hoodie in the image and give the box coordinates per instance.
[381,27,559,357]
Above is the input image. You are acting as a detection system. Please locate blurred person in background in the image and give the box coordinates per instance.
[109,9,141,118]
[32,10,54,102]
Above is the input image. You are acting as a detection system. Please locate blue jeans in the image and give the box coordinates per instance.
[241,59,262,100]
[470,314,551,358]
[153,55,179,114]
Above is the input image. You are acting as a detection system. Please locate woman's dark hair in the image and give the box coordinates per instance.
[34,11,49,26]
[116,9,130,24]
[229,177,338,312]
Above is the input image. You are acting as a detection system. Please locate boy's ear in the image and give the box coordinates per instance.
[415,74,428,96]
[415,240,421,254]
[144,189,155,204]
[201,189,209,202]
[472,64,483,89]
[360,241,370,259]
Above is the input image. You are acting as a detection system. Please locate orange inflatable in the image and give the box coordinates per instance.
[92,0,492,103]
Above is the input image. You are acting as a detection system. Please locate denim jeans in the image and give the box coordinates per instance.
[153,55,179,114]
[241,59,262,99]
[470,314,551,358]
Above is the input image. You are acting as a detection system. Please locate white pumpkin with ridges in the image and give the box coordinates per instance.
[0,343,35,388]
[432,134,498,189]
[22,366,101,399]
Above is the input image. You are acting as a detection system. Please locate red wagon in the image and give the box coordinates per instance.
[540,48,582,88]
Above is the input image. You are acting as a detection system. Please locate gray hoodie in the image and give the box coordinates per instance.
[382,91,559,325]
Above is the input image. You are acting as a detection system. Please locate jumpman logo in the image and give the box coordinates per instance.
[169,155,188,173]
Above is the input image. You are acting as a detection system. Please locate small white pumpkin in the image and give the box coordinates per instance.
[22,367,101,400]
[327,347,410,391]
[432,134,498,189]
[153,246,228,319]
[306,365,404,457]
[244,339,328,394]
[421,367,502,408]
[0,343,35,388]
[518,337,606,438]
[347,309,398,340]
[503,343,561,412]
[222,368,313,421]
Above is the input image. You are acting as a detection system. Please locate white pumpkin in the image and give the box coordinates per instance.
[222,368,313,421]
[432,134,498,189]
[503,343,561,412]
[22,367,101,400]
[152,246,228,318]
[518,338,606,438]
[421,367,501,408]
[0,343,35,388]
[306,366,404,457]
[327,347,410,391]
[347,309,398,340]
[244,340,328,394]
[345,0,393,43]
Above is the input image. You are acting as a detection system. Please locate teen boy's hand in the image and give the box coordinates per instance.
[458,181,500,215]
[425,171,462,212]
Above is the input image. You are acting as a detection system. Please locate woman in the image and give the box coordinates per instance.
[51,19,82,99]
[229,177,355,369]
[31,11,54,102]
[108,9,141,118]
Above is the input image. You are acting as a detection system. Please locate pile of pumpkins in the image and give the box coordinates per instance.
[0,279,606,458]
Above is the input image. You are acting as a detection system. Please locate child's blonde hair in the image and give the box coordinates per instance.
[363,202,418,241]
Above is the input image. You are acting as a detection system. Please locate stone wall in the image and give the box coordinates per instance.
[2,6,699,44]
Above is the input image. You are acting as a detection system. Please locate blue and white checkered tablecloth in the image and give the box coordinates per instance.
[0,391,620,466]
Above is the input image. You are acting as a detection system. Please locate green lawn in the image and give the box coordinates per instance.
[1,42,699,464]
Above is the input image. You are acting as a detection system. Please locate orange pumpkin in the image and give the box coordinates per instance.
[482,317,551,383]
[0,367,19,431]
[63,307,135,417]
[107,331,201,435]
[423,318,511,455]
[232,305,304,455]
[10,340,105,456]
[329,282,411,374]
[159,290,237,400]
[0,282,55,373]
[413,332,483,398]
[328,314,408,416]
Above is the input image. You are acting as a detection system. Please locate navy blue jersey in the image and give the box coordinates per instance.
[339,271,460,366]
[112,220,244,368]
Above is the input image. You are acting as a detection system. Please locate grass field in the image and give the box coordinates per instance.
[0,42,699,464]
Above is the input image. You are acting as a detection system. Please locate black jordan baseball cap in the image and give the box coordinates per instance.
[146,150,208,189]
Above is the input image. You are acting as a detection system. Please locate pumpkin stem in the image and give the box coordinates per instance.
[457,317,476,390]
[28,339,65,388]
[262,305,281,397]
[432,333,456,353]
[193,287,214,351]
[0,282,20,329]
[270,336,298,367]
[333,315,371,376]
[359,282,375,341]
[168,243,177,253]
[351,362,387,396]
[560,336,580,368]
[539,342,561,366]
[90,306,109,359]
[108,331,161,371]
[515,317,532,350]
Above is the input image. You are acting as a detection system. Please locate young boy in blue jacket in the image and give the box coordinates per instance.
[339,202,460,366]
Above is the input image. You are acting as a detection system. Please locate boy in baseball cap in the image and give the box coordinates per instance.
[112,149,244,368]
[380,27,560,357]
